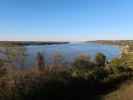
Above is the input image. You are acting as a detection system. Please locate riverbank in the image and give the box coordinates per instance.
[86,40,133,59]
[103,80,133,100]
[0,41,69,46]
[87,40,133,46]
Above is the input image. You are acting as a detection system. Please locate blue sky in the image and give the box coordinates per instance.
[0,0,133,41]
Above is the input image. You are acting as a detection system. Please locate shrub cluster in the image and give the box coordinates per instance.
[0,52,132,100]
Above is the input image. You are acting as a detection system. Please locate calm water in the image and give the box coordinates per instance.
[25,43,121,67]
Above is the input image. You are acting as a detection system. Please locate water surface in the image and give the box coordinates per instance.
[25,43,121,67]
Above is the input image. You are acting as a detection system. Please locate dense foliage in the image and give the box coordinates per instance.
[0,47,132,100]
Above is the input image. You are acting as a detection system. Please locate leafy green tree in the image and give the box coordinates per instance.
[95,53,106,67]
[71,54,95,79]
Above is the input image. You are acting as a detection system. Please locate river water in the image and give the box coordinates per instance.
[25,43,121,67]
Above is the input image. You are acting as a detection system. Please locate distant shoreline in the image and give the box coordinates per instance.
[0,41,69,46]
[86,40,133,46]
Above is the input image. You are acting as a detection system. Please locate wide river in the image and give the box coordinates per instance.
[25,43,121,67]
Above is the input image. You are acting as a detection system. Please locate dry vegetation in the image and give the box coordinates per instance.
[103,80,133,100]
[0,45,132,100]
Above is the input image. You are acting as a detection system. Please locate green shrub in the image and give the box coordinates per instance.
[0,59,6,77]
[109,58,132,74]
[95,53,106,67]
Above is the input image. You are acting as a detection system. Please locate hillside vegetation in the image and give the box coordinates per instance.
[0,45,132,100]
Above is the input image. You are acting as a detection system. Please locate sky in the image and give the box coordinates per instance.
[0,0,133,41]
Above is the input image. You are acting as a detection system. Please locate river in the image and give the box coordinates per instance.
[25,43,121,67]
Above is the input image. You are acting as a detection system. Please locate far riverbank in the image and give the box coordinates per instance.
[0,41,69,46]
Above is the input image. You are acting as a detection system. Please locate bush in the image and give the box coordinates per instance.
[109,58,132,74]
[95,53,106,67]
[0,59,6,77]
[73,54,95,69]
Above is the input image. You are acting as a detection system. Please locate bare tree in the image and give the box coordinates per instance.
[36,52,45,71]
